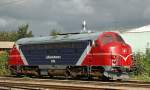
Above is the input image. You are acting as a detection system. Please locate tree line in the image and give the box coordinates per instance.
[0,24,33,41]
[0,24,62,41]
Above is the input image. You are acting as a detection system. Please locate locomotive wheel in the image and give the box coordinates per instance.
[15,74,23,78]
[65,71,71,79]
[101,75,109,81]
[117,79,122,81]
[49,75,53,78]
[70,72,78,79]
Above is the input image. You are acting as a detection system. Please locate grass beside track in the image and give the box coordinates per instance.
[0,51,10,76]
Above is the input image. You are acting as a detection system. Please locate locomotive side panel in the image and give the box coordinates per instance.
[19,40,90,66]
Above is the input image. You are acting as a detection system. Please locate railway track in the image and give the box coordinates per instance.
[0,77,149,90]
[0,82,112,90]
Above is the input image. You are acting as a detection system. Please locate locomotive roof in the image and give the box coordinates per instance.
[16,32,102,45]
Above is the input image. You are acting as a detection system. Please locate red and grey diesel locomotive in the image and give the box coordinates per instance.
[8,31,133,80]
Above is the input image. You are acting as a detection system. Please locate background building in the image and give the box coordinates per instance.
[0,42,14,52]
[120,25,150,53]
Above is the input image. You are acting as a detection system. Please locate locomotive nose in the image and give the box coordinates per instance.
[122,46,127,54]
[110,43,132,66]
[121,44,131,55]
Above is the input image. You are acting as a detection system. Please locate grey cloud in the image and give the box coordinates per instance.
[0,0,150,36]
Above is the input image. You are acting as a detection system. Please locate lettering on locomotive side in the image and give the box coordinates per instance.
[45,55,61,59]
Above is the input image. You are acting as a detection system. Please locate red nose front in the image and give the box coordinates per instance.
[120,44,132,66]
[109,43,132,67]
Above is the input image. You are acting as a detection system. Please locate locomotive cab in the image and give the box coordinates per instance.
[99,32,132,80]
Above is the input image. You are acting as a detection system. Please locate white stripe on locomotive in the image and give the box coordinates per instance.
[16,44,29,65]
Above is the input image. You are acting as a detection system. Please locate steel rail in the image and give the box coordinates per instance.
[0,77,149,90]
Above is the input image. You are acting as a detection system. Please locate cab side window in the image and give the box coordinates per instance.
[101,34,113,45]
[115,34,125,43]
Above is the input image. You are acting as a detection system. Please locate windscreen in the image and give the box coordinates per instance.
[101,34,125,45]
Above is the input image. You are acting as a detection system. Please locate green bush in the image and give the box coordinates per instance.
[0,51,10,76]
[132,48,150,81]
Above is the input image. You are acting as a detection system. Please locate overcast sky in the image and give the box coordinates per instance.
[0,0,150,36]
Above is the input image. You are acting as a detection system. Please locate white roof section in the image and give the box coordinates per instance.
[17,32,101,45]
[126,25,150,33]
[0,42,15,49]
